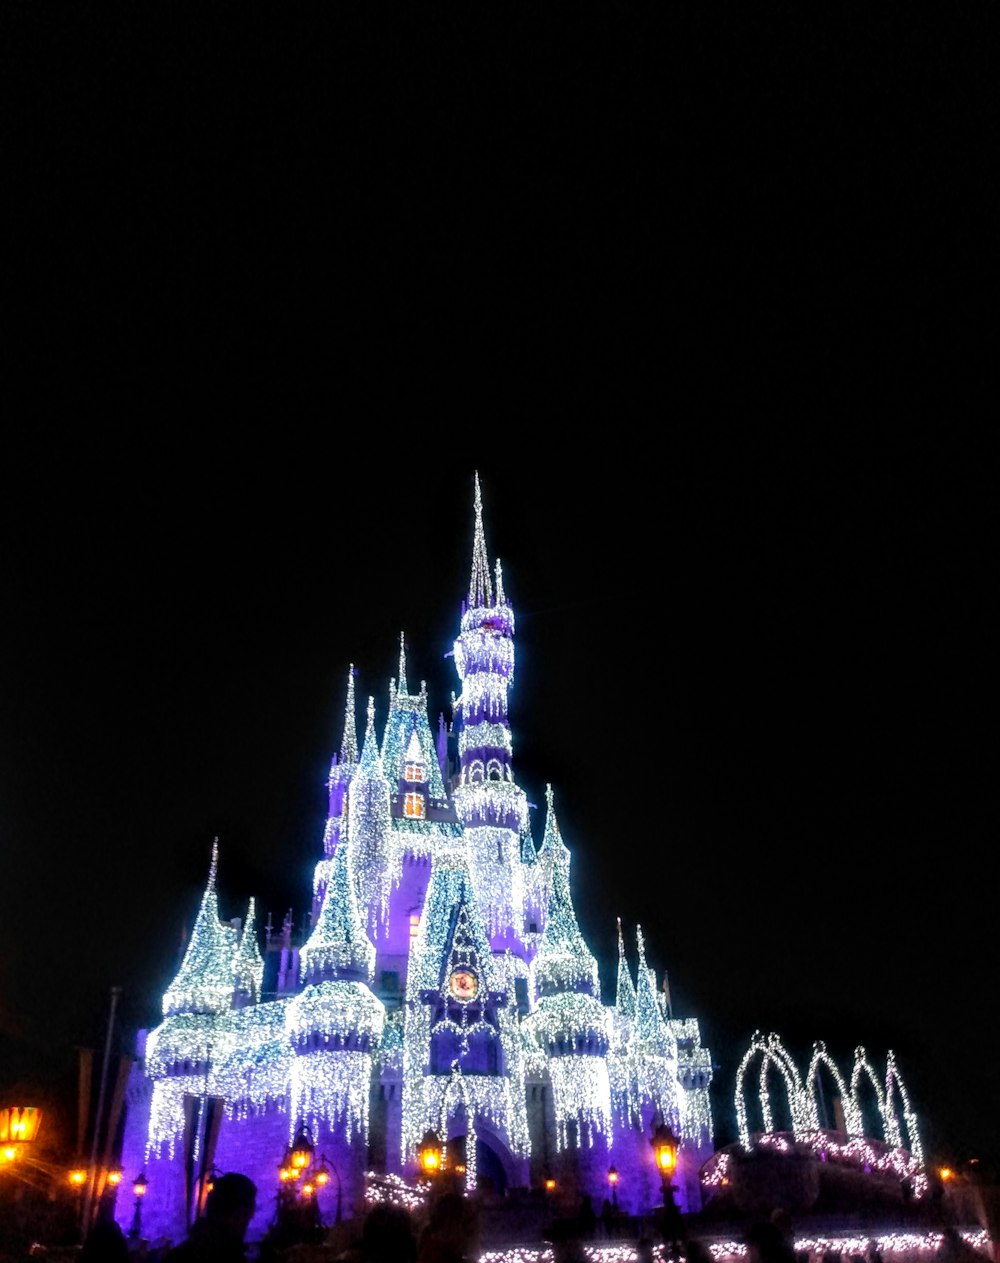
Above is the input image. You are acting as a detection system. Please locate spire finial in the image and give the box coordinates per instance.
[341,665,359,764]
[469,471,493,609]
[398,633,408,695]
[616,916,637,1021]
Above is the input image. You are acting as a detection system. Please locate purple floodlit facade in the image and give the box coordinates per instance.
[115,475,714,1244]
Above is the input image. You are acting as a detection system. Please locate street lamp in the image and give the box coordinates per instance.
[314,1155,343,1224]
[418,1129,442,1179]
[1,1107,42,1162]
[608,1163,619,1211]
[651,1119,682,1262]
[129,1171,148,1241]
[290,1124,315,1173]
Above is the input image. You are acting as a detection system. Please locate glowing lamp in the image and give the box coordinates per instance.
[543,1169,556,1192]
[290,1125,314,1171]
[940,1167,955,1182]
[107,1169,123,1187]
[418,1129,442,1176]
[1,1107,42,1146]
[278,1165,295,1182]
[652,1121,679,1175]
[133,1171,148,1198]
[302,1182,315,1197]
[608,1165,619,1186]
[315,1163,330,1187]
[69,1168,88,1187]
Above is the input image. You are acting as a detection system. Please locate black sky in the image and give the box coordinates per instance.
[2,3,996,1171]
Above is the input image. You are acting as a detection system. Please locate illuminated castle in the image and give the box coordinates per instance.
[117,475,715,1242]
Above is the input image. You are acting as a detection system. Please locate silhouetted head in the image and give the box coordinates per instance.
[361,1201,416,1263]
[204,1172,257,1239]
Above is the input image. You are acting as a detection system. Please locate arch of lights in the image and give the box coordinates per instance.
[724,1031,926,1198]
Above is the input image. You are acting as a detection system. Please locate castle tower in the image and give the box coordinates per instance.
[312,664,360,924]
[348,696,393,941]
[451,473,529,951]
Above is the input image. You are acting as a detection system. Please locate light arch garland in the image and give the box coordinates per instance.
[734,1032,923,1180]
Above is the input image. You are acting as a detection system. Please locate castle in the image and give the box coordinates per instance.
[116,474,715,1242]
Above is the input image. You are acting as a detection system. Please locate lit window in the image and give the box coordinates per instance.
[409,914,420,939]
[404,792,425,818]
[405,761,426,783]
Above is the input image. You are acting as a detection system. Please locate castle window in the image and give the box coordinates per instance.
[405,760,426,783]
[486,758,502,781]
[409,913,420,938]
[404,792,425,818]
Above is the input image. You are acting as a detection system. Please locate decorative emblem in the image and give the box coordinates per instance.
[448,969,479,1002]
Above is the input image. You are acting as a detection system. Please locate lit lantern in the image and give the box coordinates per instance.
[132,1171,148,1198]
[69,1167,88,1187]
[290,1126,315,1172]
[107,1169,123,1187]
[418,1130,442,1176]
[543,1169,556,1192]
[651,1121,679,1176]
[1,1107,42,1161]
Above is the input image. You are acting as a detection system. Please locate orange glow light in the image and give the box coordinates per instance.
[940,1168,955,1182]
[107,1170,123,1187]
[69,1169,87,1187]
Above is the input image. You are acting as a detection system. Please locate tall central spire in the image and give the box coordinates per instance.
[468,471,493,609]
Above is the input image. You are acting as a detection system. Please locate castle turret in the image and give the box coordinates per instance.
[300,831,376,986]
[163,840,237,1017]
[313,665,361,923]
[233,898,264,1008]
[451,473,528,946]
[348,696,393,939]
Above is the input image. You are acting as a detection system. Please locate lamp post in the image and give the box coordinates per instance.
[651,1119,682,1262]
[129,1171,148,1241]
[273,1125,324,1246]
[608,1163,619,1212]
[315,1155,343,1225]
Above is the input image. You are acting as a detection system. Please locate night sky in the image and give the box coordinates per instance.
[3,4,995,1174]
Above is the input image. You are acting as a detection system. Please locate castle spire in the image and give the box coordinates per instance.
[398,632,409,695]
[538,784,569,860]
[469,471,493,609]
[635,925,671,1045]
[162,838,238,1017]
[615,917,637,1021]
[533,806,600,999]
[300,830,375,984]
[340,664,359,765]
[233,897,264,1005]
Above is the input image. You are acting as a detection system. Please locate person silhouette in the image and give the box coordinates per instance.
[80,1209,130,1263]
[358,1202,417,1263]
[163,1172,257,1263]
